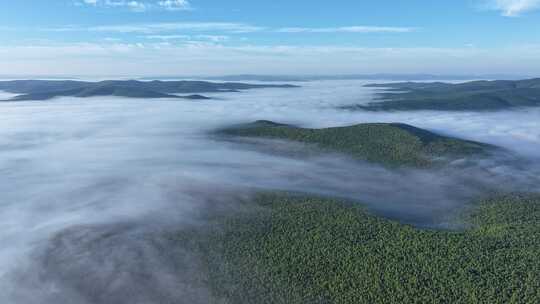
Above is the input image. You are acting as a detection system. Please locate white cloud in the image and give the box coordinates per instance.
[75,0,147,11]
[109,1,147,12]
[45,23,415,35]
[47,22,265,33]
[144,34,192,40]
[143,34,229,42]
[103,37,123,42]
[1,42,539,76]
[196,35,229,42]
[486,0,540,16]
[277,26,416,33]
[75,0,190,12]
[157,0,190,11]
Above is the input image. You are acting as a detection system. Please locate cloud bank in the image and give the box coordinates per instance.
[0,42,539,76]
[1,80,539,302]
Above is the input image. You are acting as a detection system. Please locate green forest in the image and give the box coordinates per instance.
[171,193,540,304]
[345,78,540,111]
[219,120,492,167]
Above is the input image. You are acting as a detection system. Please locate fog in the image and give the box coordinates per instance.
[1,80,539,303]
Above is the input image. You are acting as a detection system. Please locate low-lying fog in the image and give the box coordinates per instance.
[1,80,539,303]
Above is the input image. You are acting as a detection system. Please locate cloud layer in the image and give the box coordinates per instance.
[1,80,539,302]
[0,42,538,76]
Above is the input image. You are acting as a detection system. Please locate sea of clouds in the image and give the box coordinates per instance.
[0,79,539,303]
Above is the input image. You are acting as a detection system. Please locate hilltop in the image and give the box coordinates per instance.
[0,80,298,101]
[218,120,494,167]
[345,78,540,111]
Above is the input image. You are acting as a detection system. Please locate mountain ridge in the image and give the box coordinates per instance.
[218,120,495,167]
[0,80,298,101]
[344,78,540,111]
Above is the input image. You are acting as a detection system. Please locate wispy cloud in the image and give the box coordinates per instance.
[277,26,417,33]
[143,34,229,42]
[74,0,190,12]
[48,22,264,33]
[484,0,540,16]
[157,0,190,11]
[196,35,230,42]
[75,0,147,12]
[1,41,539,76]
[144,34,191,40]
[45,22,417,35]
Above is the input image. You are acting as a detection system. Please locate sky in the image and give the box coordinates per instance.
[0,0,539,76]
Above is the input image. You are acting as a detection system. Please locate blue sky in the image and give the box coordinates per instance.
[1,0,539,76]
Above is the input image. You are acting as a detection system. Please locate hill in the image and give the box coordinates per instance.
[6,86,207,101]
[171,192,540,304]
[218,120,493,167]
[345,78,540,111]
[201,74,529,82]
[0,80,298,101]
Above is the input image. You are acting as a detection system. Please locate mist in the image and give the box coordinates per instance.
[1,79,539,303]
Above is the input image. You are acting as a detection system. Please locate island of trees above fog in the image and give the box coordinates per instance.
[344,78,540,111]
[218,120,495,168]
[0,80,298,101]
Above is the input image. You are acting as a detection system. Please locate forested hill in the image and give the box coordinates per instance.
[0,80,298,101]
[218,120,494,167]
[346,78,540,111]
[175,193,540,304]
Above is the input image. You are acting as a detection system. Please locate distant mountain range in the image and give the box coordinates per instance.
[199,74,533,82]
[343,78,540,111]
[0,80,298,101]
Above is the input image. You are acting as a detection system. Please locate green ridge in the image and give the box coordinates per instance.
[171,193,540,304]
[219,121,492,167]
[344,78,540,111]
[0,80,298,101]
